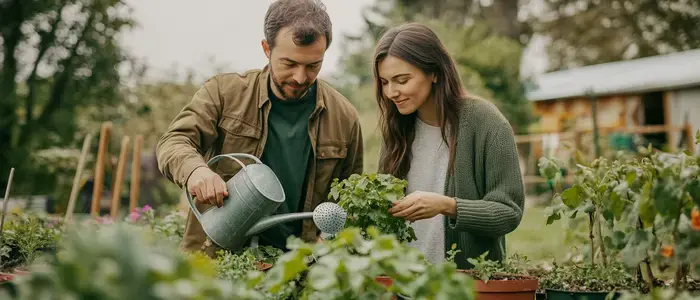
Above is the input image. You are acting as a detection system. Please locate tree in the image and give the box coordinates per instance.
[0,0,141,194]
[527,0,700,71]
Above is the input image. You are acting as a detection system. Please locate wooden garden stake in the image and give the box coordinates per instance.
[685,122,694,154]
[91,122,112,216]
[129,135,143,212]
[0,168,15,266]
[110,136,130,219]
[64,133,93,223]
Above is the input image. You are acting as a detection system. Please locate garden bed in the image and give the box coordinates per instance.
[0,134,699,298]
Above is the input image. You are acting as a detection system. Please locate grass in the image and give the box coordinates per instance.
[507,203,681,282]
[506,203,588,267]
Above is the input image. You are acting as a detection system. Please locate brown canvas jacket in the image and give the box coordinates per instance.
[156,65,363,256]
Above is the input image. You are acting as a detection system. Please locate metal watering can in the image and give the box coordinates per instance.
[186,153,347,252]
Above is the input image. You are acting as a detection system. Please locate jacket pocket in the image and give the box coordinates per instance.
[215,116,261,176]
[315,143,348,183]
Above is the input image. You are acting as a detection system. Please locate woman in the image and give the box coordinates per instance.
[374,23,525,268]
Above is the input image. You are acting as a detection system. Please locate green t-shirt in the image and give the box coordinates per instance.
[257,80,317,250]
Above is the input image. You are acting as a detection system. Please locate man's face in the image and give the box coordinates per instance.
[263,26,326,101]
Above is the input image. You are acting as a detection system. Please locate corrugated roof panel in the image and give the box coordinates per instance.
[526,49,700,101]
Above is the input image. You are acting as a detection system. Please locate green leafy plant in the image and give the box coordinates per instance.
[248,245,284,265]
[539,135,700,294]
[214,245,284,281]
[255,226,476,300]
[0,213,62,271]
[445,243,461,263]
[6,223,240,300]
[539,261,643,294]
[214,249,258,281]
[153,209,187,241]
[465,251,532,283]
[329,173,417,243]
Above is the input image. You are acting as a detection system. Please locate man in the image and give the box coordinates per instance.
[156,0,363,256]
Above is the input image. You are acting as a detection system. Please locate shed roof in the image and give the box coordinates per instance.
[525,49,700,102]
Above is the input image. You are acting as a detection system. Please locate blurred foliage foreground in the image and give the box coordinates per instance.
[3,0,700,215]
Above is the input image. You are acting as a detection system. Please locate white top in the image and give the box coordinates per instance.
[405,117,449,264]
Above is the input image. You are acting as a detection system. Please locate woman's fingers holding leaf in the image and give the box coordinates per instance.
[388,193,417,214]
[391,198,421,218]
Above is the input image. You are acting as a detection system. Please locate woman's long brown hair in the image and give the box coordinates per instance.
[374,23,467,179]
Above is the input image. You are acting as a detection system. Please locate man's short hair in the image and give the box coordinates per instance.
[264,0,333,49]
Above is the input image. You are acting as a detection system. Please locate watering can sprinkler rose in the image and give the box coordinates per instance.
[186,153,348,252]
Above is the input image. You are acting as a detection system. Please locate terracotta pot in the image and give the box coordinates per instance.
[255,262,273,272]
[458,270,539,300]
[375,276,398,300]
[0,273,16,283]
[12,268,30,276]
[375,276,394,287]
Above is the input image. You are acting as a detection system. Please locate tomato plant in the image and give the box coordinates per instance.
[539,131,700,295]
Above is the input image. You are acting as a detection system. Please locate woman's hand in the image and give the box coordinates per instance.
[388,191,457,222]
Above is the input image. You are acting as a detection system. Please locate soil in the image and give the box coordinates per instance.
[686,278,700,292]
[457,269,535,281]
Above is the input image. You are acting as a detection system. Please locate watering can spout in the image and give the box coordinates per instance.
[245,202,348,239]
[245,212,313,236]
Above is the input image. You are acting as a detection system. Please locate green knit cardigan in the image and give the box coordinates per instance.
[380,97,525,270]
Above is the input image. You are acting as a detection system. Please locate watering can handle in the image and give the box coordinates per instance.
[186,153,262,220]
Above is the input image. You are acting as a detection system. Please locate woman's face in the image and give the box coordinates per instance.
[377,55,435,115]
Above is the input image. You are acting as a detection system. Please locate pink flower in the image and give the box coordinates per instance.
[142,205,152,212]
[129,211,140,222]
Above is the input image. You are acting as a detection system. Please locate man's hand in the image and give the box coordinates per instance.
[187,167,228,207]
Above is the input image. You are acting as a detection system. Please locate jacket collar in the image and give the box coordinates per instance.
[257,64,327,114]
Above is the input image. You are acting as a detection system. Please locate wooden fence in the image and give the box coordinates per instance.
[517,123,696,185]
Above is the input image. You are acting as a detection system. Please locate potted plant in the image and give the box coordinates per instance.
[328,172,419,287]
[255,226,477,300]
[452,249,539,300]
[0,213,62,277]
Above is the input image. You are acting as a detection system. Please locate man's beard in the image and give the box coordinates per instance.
[269,66,311,101]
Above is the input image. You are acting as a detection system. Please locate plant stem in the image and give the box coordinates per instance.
[636,218,655,290]
[595,210,607,266]
[588,212,595,266]
[671,194,685,290]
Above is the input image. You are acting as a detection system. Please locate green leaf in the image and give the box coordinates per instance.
[625,171,637,185]
[569,209,579,219]
[638,182,656,227]
[608,191,625,220]
[604,236,614,250]
[307,265,337,290]
[582,202,596,213]
[546,211,561,225]
[620,229,653,268]
[561,185,583,208]
[611,230,627,250]
[686,180,700,207]
[652,179,682,216]
[538,157,561,180]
